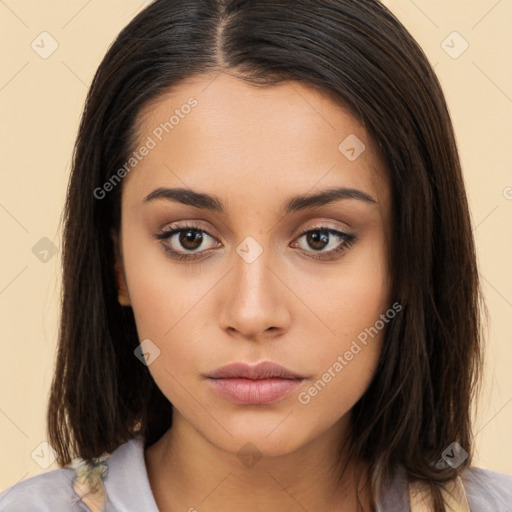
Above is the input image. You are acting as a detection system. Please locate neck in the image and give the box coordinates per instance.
[144,412,372,512]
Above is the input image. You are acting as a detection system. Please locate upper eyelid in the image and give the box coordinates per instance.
[158,223,216,237]
[158,222,352,238]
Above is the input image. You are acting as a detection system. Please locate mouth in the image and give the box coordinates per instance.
[205,361,307,405]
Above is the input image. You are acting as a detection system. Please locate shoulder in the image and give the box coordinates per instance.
[461,466,512,512]
[0,436,157,512]
[377,464,512,512]
[0,467,83,512]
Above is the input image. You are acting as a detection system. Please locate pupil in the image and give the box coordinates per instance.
[180,230,202,250]
[308,231,328,250]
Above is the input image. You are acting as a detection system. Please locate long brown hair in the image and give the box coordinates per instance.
[47,1,485,510]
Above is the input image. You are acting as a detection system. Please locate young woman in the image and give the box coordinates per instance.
[1,1,510,511]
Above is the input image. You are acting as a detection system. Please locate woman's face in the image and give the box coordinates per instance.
[114,72,392,458]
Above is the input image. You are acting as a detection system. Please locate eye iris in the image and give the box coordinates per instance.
[307,231,329,251]
[179,229,203,250]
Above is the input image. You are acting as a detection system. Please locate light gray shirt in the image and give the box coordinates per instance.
[0,435,511,511]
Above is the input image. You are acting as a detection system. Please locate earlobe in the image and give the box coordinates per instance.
[111,229,131,307]
[115,261,131,306]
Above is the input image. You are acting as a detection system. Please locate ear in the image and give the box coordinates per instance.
[111,228,130,304]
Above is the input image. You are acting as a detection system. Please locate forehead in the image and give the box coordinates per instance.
[123,72,388,209]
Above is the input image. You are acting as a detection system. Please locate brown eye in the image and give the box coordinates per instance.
[305,231,330,251]
[155,223,219,261]
[178,229,204,251]
[292,226,357,261]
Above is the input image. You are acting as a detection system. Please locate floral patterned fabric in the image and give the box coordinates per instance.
[70,454,110,512]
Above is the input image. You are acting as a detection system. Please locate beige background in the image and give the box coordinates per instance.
[1,0,511,491]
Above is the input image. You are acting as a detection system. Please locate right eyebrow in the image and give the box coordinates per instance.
[144,187,225,212]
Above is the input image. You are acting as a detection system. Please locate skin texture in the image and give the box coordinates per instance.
[113,72,393,511]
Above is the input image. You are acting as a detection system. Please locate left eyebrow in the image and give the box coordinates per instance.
[143,186,377,215]
[280,186,377,216]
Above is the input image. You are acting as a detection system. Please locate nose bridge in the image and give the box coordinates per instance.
[234,234,277,311]
[219,234,290,338]
[236,237,271,301]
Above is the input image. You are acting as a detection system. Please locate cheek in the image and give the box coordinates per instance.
[295,323,385,424]
[303,235,391,344]
[121,232,223,400]
[121,227,214,340]
[293,241,390,410]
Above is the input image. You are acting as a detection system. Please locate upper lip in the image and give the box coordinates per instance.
[207,361,305,380]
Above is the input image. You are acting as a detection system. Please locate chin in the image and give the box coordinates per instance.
[197,414,316,461]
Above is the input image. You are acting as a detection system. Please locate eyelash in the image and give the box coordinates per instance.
[155,222,357,262]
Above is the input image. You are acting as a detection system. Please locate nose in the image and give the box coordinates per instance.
[218,241,292,342]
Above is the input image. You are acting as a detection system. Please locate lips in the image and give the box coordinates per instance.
[206,361,306,405]
[207,361,305,380]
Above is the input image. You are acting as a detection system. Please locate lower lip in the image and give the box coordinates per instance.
[208,377,304,404]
